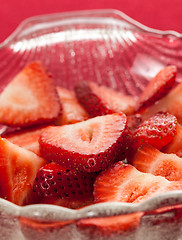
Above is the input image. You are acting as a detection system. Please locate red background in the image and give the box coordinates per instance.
[1,0,182,43]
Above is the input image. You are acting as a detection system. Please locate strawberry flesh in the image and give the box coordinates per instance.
[133,112,177,150]
[32,163,97,204]
[39,113,132,172]
[162,124,182,157]
[136,65,177,111]
[77,212,143,236]
[74,81,137,117]
[0,62,61,127]
[94,162,182,204]
[0,137,46,205]
[132,144,182,181]
[141,81,182,125]
[55,86,89,125]
[3,125,51,155]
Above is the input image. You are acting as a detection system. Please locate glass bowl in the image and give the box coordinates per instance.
[1,9,182,240]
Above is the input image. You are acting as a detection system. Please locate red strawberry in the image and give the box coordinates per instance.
[3,125,50,155]
[94,162,182,204]
[141,82,182,125]
[32,163,97,206]
[0,137,46,205]
[39,113,132,172]
[0,62,61,127]
[127,114,142,132]
[20,217,75,239]
[77,212,143,237]
[74,81,137,117]
[162,124,182,157]
[55,86,89,125]
[133,112,177,150]
[136,65,177,111]
[132,145,182,181]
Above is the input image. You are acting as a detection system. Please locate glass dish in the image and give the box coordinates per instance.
[1,9,182,240]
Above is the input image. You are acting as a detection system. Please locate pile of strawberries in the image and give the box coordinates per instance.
[0,62,182,216]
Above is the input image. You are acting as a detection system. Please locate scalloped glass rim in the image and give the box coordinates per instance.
[0,9,182,222]
[1,9,182,48]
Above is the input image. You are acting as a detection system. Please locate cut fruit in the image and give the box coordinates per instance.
[75,81,137,117]
[32,163,97,202]
[162,124,182,157]
[141,82,182,125]
[55,86,89,125]
[136,65,177,111]
[3,125,50,155]
[133,112,177,150]
[0,137,46,205]
[0,62,61,127]
[39,113,132,172]
[132,144,182,181]
[77,212,143,236]
[94,162,182,204]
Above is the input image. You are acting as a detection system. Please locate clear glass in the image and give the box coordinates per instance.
[0,9,182,240]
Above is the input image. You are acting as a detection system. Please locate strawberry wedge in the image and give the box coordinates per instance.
[136,65,177,111]
[162,124,182,157]
[141,81,182,125]
[32,163,97,206]
[0,62,61,127]
[0,137,46,205]
[132,145,182,181]
[74,81,137,117]
[3,125,51,155]
[39,113,132,172]
[55,86,89,125]
[133,112,177,150]
[94,162,182,204]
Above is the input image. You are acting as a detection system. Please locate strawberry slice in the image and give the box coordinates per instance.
[55,86,89,125]
[94,162,182,204]
[127,114,142,132]
[3,125,50,155]
[162,124,182,157]
[0,137,46,205]
[0,62,61,127]
[136,65,177,111]
[133,112,177,150]
[132,145,182,181]
[32,163,97,205]
[77,212,143,237]
[39,113,132,172]
[74,81,137,117]
[141,81,182,125]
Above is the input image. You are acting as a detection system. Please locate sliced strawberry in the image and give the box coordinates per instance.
[141,82,182,125]
[74,81,137,117]
[55,86,89,125]
[0,137,46,205]
[32,163,96,206]
[39,113,132,172]
[3,125,50,155]
[136,65,177,111]
[133,112,177,150]
[132,145,182,181]
[127,114,142,132]
[94,162,182,204]
[0,62,61,127]
[77,212,143,236]
[162,124,182,157]
[20,217,75,240]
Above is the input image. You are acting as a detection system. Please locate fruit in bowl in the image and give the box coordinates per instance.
[1,60,182,238]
